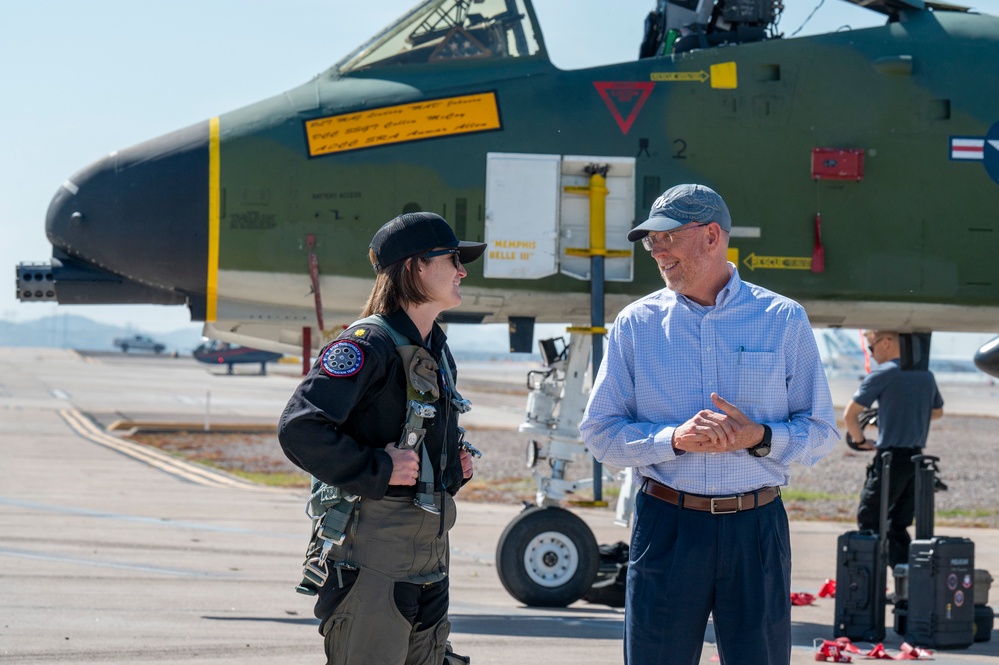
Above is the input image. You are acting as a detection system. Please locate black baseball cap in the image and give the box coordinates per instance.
[369,212,487,270]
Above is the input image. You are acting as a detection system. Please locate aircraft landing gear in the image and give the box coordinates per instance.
[495,334,618,607]
[495,505,598,607]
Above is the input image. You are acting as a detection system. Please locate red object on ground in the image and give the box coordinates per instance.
[814,639,852,662]
[826,637,934,660]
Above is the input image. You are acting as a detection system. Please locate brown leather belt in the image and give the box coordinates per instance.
[641,479,780,514]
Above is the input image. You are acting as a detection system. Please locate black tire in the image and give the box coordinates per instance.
[974,604,994,642]
[495,506,599,607]
[120,344,128,353]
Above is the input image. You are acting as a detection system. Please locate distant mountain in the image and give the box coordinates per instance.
[0,315,203,353]
[0,315,548,358]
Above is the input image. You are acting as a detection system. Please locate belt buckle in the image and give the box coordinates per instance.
[710,495,741,514]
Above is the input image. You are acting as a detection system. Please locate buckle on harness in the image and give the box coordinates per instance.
[456,427,482,458]
[409,400,437,419]
[415,497,442,514]
[710,495,741,514]
[398,424,427,450]
[303,557,329,588]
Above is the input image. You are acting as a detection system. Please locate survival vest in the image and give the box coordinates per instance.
[295,314,472,595]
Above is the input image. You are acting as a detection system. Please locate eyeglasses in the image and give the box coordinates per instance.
[867,337,883,353]
[423,248,461,268]
[640,224,709,251]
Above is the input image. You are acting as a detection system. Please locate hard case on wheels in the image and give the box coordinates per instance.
[905,536,976,649]
[834,531,886,642]
[834,451,892,642]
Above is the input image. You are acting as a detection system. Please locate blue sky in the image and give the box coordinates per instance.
[2,0,997,354]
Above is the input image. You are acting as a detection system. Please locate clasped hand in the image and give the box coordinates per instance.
[672,392,764,453]
[386,445,420,485]
[385,444,475,486]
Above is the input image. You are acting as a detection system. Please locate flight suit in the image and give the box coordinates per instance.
[279,309,466,665]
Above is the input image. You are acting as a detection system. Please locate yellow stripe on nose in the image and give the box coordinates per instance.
[207,116,220,322]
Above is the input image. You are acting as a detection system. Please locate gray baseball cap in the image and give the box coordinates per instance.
[627,184,732,242]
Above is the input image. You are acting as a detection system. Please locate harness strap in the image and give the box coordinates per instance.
[297,481,358,595]
[358,315,440,513]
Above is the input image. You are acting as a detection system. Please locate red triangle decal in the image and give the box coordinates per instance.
[594,81,655,135]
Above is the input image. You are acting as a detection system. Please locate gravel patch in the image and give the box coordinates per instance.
[125,411,999,527]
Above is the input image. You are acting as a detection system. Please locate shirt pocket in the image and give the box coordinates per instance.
[720,350,783,421]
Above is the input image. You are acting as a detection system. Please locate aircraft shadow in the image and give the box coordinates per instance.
[197,612,979,655]
[201,614,320,627]
[449,615,862,647]
[450,613,623,639]
[790,621,837,648]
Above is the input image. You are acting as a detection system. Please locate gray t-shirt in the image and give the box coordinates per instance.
[852,358,943,449]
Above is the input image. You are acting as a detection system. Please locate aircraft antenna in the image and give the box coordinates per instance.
[790,0,826,36]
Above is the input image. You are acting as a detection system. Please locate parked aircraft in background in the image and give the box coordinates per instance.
[817,328,990,379]
[192,340,282,375]
[817,328,868,377]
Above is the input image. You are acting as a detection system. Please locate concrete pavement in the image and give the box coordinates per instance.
[1,347,996,664]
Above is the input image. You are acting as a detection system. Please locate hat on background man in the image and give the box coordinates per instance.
[370,212,487,270]
[627,184,732,242]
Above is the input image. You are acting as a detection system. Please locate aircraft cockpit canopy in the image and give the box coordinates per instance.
[337,0,544,73]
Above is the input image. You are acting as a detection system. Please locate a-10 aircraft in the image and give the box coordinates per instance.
[13,0,999,606]
[14,0,999,372]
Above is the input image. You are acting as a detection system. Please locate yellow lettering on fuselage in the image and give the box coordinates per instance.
[305,93,502,156]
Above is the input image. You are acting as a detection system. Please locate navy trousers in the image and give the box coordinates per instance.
[625,489,792,665]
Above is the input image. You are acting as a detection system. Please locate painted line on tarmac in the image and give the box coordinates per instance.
[59,407,287,493]
[0,546,241,578]
[0,496,299,539]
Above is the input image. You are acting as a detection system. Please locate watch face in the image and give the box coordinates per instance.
[750,425,772,457]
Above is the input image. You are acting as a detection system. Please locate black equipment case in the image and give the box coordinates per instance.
[834,531,886,641]
[893,455,980,648]
[904,536,976,648]
[834,451,892,642]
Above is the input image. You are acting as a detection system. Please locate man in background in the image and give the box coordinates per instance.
[844,330,944,568]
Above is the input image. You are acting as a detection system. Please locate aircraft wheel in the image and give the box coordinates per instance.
[495,506,598,607]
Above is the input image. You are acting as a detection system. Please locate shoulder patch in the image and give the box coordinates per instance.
[321,340,364,377]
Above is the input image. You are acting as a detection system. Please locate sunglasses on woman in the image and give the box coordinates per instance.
[422,248,461,268]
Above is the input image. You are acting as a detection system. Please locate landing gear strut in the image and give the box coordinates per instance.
[495,334,630,607]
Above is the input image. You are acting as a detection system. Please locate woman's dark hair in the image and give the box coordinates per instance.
[360,249,433,317]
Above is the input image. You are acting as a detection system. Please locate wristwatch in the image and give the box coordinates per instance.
[748,425,772,458]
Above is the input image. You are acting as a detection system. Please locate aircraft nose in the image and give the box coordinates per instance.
[974,336,999,379]
[46,121,210,295]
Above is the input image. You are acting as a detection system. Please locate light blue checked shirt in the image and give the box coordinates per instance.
[580,264,838,495]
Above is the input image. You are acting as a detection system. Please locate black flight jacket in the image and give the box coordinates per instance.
[278,309,465,500]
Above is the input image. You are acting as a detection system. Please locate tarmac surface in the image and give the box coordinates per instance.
[1,346,997,664]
